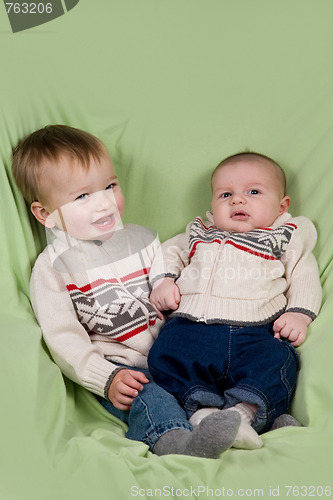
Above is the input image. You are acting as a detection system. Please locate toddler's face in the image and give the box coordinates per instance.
[211,159,290,233]
[37,153,125,241]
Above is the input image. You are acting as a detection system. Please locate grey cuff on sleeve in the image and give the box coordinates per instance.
[103,367,127,400]
[285,307,317,321]
[149,273,179,291]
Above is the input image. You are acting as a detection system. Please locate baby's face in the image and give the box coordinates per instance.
[211,159,290,233]
[40,153,125,241]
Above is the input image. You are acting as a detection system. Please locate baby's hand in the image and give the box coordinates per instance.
[108,369,149,410]
[273,312,312,347]
[150,277,181,318]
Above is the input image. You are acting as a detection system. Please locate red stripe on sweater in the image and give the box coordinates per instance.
[96,318,156,343]
[66,268,150,293]
[121,268,150,283]
[195,217,215,231]
[225,240,278,260]
[189,239,221,258]
[114,323,148,342]
[67,278,117,292]
[258,223,297,231]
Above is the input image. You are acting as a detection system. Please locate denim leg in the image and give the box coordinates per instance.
[97,366,192,450]
[148,318,229,418]
[148,319,299,432]
[223,324,299,433]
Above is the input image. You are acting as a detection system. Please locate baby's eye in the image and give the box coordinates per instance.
[220,192,232,198]
[249,189,259,195]
[105,183,115,190]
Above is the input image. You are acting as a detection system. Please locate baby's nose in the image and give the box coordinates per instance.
[231,193,246,204]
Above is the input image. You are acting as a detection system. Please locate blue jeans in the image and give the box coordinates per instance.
[96,365,192,449]
[148,318,299,433]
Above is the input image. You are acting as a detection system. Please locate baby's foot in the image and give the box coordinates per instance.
[224,404,263,450]
[153,410,241,458]
[271,414,301,430]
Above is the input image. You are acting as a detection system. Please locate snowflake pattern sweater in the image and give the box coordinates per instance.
[30,224,162,399]
[150,212,322,325]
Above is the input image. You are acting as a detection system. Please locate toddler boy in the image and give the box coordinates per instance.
[12,125,240,457]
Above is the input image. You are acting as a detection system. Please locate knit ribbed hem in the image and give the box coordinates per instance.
[170,311,284,327]
[172,293,288,326]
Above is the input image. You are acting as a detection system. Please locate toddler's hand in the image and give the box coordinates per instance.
[150,277,181,318]
[108,369,149,410]
[273,312,312,347]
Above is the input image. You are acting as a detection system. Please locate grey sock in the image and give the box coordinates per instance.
[271,414,302,430]
[152,410,241,459]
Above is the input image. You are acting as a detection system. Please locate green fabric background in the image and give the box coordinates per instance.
[0,1,332,499]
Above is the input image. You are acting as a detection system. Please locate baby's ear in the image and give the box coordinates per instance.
[279,196,291,215]
[31,202,56,228]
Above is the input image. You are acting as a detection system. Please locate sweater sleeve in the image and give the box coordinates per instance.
[30,251,119,399]
[149,221,192,286]
[282,217,322,319]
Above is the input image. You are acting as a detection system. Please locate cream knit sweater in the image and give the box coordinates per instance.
[30,224,163,399]
[150,213,322,326]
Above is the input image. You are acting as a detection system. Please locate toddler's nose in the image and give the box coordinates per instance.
[94,190,114,210]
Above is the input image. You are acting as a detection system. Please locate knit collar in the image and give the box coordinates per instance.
[205,211,292,231]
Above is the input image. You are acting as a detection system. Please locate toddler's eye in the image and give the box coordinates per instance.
[75,193,89,201]
[249,189,259,195]
[221,192,232,198]
[105,183,115,190]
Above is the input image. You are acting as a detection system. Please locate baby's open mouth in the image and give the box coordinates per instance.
[231,211,249,220]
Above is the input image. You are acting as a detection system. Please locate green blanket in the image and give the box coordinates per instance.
[1,1,332,499]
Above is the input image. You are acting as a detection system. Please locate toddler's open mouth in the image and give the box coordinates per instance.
[92,214,115,230]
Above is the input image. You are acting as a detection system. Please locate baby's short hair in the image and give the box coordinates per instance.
[212,152,287,196]
[12,124,107,204]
